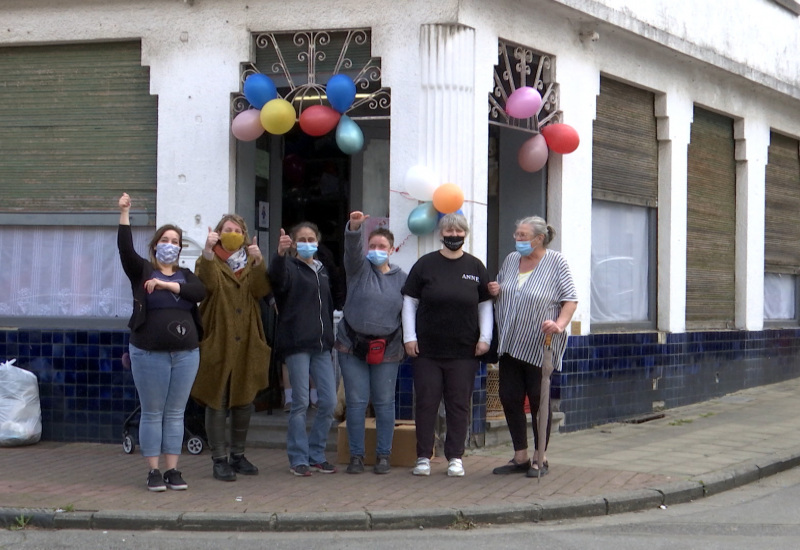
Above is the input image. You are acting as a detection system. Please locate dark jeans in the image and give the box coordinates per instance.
[412,357,478,460]
[204,378,253,460]
[498,353,551,452]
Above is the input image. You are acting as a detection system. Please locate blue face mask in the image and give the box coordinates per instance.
[296,242,318,260]
[515,241,534,257]
[155,242,181,265]
[366,250,389,266]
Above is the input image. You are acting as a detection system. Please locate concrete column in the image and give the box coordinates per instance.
[549,57,598,335]
[734,118,770,330]
[655,92,693,333]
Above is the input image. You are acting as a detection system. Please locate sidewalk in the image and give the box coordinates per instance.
[2,377,800,532]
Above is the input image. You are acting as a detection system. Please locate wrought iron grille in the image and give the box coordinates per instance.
[489,39,560,133]
[232,28,390,120]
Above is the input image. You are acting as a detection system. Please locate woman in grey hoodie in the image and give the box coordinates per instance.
[335,211,407,474]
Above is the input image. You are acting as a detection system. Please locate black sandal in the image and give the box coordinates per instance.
[526,461,549,477]
[492,459,530,475]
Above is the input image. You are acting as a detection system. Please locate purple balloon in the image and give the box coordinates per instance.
[506,86,543,119]
[518,134,549,173]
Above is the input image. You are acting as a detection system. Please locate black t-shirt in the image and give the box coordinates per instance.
[402,251,491,359]
[129,270,199,351]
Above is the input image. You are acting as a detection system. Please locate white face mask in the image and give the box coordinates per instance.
[155,243,180,264]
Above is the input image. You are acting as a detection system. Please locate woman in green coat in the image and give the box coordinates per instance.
[191,214,272,482]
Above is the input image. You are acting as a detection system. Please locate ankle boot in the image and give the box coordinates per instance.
[212,457,236,481]
[229,453,259,475]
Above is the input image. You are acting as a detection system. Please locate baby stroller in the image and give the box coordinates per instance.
[122,397,208,455]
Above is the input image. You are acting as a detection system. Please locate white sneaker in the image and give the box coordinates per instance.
[447,458,465,477]
[412,457,431,476]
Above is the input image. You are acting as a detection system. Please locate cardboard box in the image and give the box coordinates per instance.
[337,418,417,467]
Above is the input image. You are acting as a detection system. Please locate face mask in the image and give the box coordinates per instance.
[515,241,534,257]
[219,232,245,251]
[441,236,465,251]
[296,242,318,259]
[155,243,180,265]
[366,250,389,266]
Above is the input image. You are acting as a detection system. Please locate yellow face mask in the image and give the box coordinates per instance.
[219,232,245,251]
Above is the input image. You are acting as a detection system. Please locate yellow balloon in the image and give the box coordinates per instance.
[260,98,296,135]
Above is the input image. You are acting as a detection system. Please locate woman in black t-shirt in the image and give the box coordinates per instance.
[401,212,493,477]
[117,193,205,493]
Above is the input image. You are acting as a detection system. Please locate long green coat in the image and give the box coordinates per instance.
[191,253,272,409]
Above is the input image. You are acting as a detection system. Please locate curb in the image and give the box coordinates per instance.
[3,450,799,532]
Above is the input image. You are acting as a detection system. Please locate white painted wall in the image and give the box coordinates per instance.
[3,0,800,332]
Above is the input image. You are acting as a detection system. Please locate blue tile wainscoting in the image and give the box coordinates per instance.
[2,328,799,443]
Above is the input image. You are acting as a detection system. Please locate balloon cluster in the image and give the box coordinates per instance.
[504,86,580,173]
[403,166,466,235]
[231,73,364,155]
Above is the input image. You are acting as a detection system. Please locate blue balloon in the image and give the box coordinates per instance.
[437,208,464,220]
[335,115,364,155]
[408,202,438,236]
[243,74,277,109]
[326,74,356,114]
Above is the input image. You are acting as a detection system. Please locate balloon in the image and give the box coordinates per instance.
[506,86,542,119]
[541,123,580,154]
[432,183,464,214]
[299,105,341,137]
[243,74,277,109]
[326,74,356,114]
[438,208,464,220]
[335,115,364,154]
[231,109,265,141]
[407,202,439,235]
[517,134,549,172]
[404,165,439,201]
[260,98,296,135]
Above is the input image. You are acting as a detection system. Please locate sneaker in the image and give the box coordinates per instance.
[290,464,312,477]
[163,468,188,490]
[447,458,465,477]
[492,458,530,475]
[346,455,365,474]
[212,458,236,481]
[411,457,431,476]
[374,455,391,475]
[147,469,166,492]
[229,453,259,475]
[310,461,337,474]
[283,400,292,413]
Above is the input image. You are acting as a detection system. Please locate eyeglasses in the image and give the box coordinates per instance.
[513,232,535,240]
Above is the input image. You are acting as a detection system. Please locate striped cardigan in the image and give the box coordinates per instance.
[494,249,577,371]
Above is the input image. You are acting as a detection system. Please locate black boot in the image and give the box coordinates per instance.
[229,453,259,475]
[213,457,236,481]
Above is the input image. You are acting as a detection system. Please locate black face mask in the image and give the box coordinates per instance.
[441,236,465,251]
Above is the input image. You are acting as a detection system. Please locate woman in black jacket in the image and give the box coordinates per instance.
[269,222,337,476]
[117,193,205,492]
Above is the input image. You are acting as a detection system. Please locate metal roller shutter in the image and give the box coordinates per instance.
[686,107,736,328]
[592,77,658,207]
[765,132,800,273]
[0,42,157,220]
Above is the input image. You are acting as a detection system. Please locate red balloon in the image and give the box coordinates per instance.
[541,123,580,154]
[298,105,341,137]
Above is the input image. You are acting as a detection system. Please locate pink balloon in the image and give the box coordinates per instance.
[541,123,580,154]
[518,134,549,172]
[231,109,265,141]
[506,86,543,119]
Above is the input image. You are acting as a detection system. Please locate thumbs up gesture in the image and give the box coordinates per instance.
[277,228,293,256]
[247,235,263,265]
[203,226,219,258]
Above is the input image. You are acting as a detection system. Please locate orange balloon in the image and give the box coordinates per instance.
[432,183,464,214]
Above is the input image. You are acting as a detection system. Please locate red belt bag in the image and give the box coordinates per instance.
[364,338,387,365]
[344,319,395,365]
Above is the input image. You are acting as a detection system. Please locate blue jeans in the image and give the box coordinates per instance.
[129,344,200,457]
[339,352,398,457]
[285,351,336,467]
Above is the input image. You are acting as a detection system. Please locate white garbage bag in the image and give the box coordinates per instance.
[0,359,42,446]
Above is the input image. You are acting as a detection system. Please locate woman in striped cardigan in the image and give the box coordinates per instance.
[488,216,577,478]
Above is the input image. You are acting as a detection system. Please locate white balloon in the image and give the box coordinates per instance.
[404,165,439,201]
